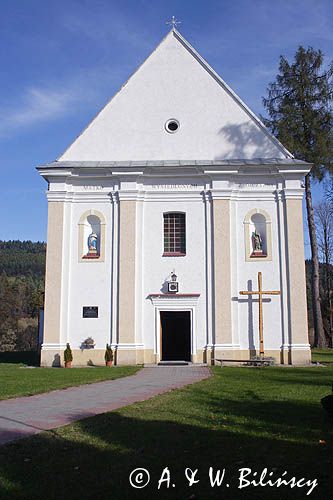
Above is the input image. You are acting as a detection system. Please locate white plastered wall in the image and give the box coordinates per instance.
[41,170,309,365]
[60,31,287,162]
[139,186,207,358]
[62,199,114,350]
[235,198,284,351]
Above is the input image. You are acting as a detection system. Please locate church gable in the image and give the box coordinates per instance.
[60,30,291,162]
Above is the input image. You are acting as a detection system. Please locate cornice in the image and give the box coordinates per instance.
[46,191,113,203]
[37,161,311,190]
[46,187,303,203]
[148,293,200,307]
[280,188,305,200]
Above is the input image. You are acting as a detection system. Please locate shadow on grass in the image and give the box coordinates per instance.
[0,351,39,366]
[211,366,333,388]
[0,398,331,500]
[180,389,326,441]
[257,368,333,388]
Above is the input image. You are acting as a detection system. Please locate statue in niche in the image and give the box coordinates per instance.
[87,231,99,257]
[251,229,263,255]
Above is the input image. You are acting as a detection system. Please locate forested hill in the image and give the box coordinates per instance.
[0,240,46,278]
[0,241,46,351]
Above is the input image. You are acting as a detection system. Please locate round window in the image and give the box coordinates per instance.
[165,119,180,133]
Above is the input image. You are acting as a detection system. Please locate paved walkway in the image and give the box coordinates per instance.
[0,366,210,446]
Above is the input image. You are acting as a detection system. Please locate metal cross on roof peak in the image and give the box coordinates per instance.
[166,16,181,30]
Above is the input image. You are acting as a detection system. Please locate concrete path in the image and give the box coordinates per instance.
[0,366,210,446]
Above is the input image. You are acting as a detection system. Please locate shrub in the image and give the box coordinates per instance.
[64,343,73,363]
[105,344,113,362]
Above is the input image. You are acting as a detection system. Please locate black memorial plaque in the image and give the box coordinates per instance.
[83,306,98,318]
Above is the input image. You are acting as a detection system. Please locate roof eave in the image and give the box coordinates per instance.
[37,159,312,180]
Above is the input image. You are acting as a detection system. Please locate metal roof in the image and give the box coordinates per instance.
[38,158,310,170]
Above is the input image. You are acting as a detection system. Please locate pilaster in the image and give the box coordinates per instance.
[211,196,233,358]
[284,193,311,364]
[117,198,137,363]
[41,201,65,366]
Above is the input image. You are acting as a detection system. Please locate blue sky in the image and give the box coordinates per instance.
[1,0,332,252]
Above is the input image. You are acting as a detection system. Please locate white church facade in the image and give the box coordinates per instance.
[38,28,311,366]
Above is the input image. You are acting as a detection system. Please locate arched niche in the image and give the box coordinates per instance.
[243,208,272,262]
[78,209,106,262]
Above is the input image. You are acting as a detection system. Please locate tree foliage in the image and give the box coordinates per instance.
[263,46,333,175]
[263,46,333,347]
[0,240,46,278]
[306,260,333,346]
[0,241,45,351]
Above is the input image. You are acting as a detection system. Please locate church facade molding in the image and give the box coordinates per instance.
[206,343,241,349]
[281,188,305,200]
[149,294,200,308]
[41,342,68,350]
[45,187,303,204]
[111,343,145,350]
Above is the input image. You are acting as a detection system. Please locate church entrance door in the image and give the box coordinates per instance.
[160,311,191,361]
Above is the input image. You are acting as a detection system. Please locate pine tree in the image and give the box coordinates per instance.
[263,46,333,347]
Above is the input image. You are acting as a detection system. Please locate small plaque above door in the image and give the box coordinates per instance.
[83,306,98,318]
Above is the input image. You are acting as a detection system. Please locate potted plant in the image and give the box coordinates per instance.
[64,343,73,368]
[105,344,113,367]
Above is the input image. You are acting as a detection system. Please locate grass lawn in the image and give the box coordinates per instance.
[0,364,139,400]
[312,348,333,363]
[0,366,332,499]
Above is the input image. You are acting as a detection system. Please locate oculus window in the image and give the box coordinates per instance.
[165,119,180,133]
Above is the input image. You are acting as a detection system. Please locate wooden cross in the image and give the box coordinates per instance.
[239,272,281,357]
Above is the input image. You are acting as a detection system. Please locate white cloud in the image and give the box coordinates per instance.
[0,66,125,138]
[0,87,74,133]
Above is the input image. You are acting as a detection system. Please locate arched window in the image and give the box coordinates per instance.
[163,212,186,256]
[78,210,106,262]
[243,209,272,261]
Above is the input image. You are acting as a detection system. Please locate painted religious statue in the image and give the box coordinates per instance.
[87,231,99,256]
[251,229,264,256]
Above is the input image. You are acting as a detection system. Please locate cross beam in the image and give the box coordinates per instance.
[240,272,281,357]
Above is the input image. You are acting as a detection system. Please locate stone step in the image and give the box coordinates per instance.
[158,360,189,366]
[144,363,209,368]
